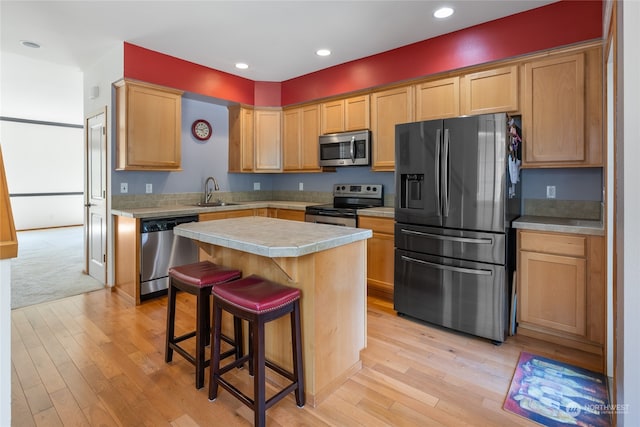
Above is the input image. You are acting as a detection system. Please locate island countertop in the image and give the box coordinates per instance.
[174,216,372,258]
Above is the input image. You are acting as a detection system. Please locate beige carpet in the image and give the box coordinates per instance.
[10,226,104,309]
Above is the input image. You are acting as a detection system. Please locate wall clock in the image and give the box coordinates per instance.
[191,119,212,141]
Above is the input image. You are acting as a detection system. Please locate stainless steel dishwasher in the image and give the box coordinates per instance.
[140,215,199,300]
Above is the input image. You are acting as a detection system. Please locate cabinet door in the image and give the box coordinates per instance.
[415,77,460,121]
[228,106,254,172]
[282,108,301,170]
[320,100,345,134]
[283,105,320,172]
[359,216,394,300]
[254,109,282,171]
[461,65,519,115]
[300,105,321,170]
[522,53,585,164]
[370,86,414,171]
[345,95,370,131]
[519,250,587,336]
[115,80,182,171]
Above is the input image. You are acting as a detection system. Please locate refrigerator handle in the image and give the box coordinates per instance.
[442,128,450,217]
[435,128,441,217]
[401,255,493,276]
[400,228,493,245]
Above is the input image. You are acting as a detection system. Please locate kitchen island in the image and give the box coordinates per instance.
[174,216,372,407]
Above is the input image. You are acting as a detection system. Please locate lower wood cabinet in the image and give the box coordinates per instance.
[114,215,139,304]
[516,229,605,357]
[359,216,394,300]
[267,208,305,222]
[199,209,255,221]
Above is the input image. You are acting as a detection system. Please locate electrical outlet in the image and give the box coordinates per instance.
[146,183,153,194]
[546,185,556,199]
[253,182,260,191]
[120,182,128,193]
[299,182,304,191]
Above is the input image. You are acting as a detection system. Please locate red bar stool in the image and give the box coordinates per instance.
[165,261,242,389]
[209,275,304,427]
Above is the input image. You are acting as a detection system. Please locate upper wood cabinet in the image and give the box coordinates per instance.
[254,108,282,172]
[415,77,460,121]
[460,65,519,115]
[115,80,183,171]
[320,95,370,134]
[283,104,321,172]
[228,106,254,173]
[521,46,602,167]
[370,86,414,171]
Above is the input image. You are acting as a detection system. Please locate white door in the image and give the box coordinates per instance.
[85,109,107,283]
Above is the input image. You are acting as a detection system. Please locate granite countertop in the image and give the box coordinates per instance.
[513,215,604,236]
[111,201,316,219]
[174,216,372,258]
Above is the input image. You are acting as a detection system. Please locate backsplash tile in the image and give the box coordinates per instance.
[523,199,602,220]
[112,190,395,209]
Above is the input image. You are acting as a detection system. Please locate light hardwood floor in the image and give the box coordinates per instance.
[11,289,602,426]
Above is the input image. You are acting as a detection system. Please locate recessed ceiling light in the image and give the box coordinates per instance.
[235,62,249,70]
[316,49,331,57]
[433,7,454,19]
[20,40,41,49]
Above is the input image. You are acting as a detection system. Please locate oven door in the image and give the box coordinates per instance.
[305,212,356,227]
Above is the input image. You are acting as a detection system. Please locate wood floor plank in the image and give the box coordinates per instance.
[13,289,600,426]
[11,363,37,427]
[49,387,91,426]
[33,406,63,427]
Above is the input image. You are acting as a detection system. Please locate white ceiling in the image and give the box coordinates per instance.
[1,0,558,82]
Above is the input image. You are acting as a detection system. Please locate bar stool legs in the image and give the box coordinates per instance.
[209,275,304,427]
[164,261,242,389]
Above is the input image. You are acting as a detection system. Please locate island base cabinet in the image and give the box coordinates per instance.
[516,230,605,369]
[198,240,367,407]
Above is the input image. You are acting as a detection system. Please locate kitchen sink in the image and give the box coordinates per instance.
[194,202,239,207]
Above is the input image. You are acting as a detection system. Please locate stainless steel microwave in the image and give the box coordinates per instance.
[319,130,370,167]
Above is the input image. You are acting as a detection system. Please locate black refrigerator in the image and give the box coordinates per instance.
[394,113,521,343]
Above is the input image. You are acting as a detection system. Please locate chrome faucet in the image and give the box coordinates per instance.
[204,176,220,203]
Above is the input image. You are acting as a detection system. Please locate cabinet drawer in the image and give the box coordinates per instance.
[359,216,394,234]
[519,230,586,257]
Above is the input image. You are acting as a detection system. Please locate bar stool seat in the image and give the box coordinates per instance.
[209,275,304,427]
[165,261,242,389]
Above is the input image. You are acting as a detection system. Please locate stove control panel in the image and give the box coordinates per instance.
[333,184,383,199]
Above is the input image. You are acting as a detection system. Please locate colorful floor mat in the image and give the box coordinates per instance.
[504,352,612,427]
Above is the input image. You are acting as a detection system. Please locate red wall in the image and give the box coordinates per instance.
[123,0,602,107]
[123,44,256,105]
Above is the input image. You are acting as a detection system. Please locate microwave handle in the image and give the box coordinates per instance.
[350,136,356,163]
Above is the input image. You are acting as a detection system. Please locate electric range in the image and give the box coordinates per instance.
[305,184,384,227]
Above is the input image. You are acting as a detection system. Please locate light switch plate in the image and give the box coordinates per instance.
[299,182,304,191]
[253,182,260,191]
[120,182,128,193]
[146,183,153,194]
